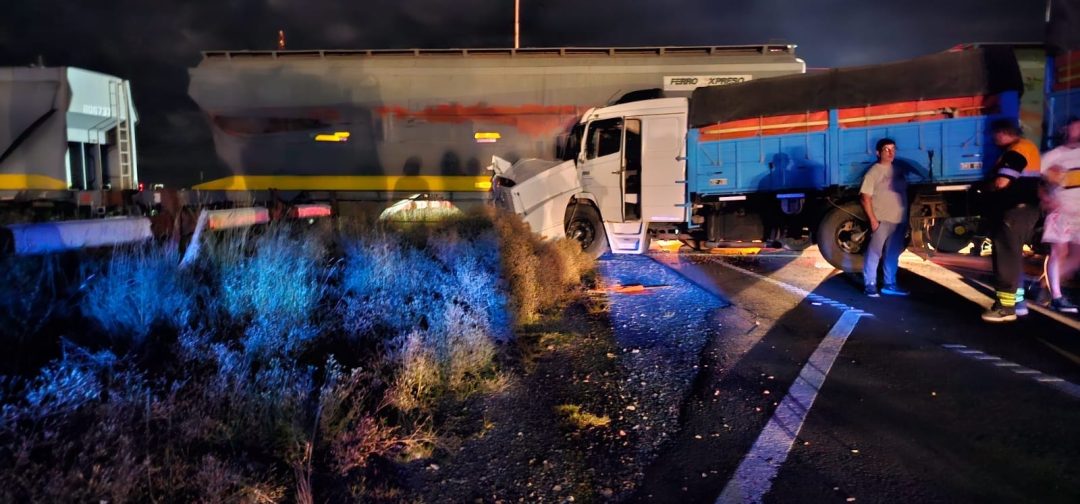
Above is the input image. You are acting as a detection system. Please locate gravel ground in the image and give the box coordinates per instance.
[404,255,729,502]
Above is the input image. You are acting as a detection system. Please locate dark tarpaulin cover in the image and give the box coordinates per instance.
[688,47,1022,128]
[1048,0,1080,55]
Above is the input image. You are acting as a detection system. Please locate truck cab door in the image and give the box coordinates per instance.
[580,117,625,223]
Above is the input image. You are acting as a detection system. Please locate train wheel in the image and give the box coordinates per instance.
[565,204,608,257]
[817,202,868,272]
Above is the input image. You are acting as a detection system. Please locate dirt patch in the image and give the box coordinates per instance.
[399,255,728,502]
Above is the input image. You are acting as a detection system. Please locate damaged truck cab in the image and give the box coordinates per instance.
[492,98,689,256]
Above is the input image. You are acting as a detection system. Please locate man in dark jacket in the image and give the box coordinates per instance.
[982,119,1042,322]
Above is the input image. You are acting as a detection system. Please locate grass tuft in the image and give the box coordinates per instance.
[80,244,194,346]
[217,226,331,328]
[555,404,611,430]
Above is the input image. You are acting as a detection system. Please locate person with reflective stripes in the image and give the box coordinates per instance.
[982,119,1042,323]
[1040,117,1080,313]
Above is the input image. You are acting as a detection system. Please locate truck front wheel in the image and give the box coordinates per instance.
[817,202,868,272]
[565,204,608,257]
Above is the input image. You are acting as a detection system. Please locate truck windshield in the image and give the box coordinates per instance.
[562,122,585,161]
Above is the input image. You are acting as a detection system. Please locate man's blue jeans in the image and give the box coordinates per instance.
[863,221,907,287]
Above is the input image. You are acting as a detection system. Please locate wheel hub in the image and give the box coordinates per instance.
[567,220,595,250]
[836,219,868,254]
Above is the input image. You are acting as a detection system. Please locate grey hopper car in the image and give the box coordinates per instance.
[187,45,806,196]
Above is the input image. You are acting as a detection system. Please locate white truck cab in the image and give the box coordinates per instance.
[492,97,688,255]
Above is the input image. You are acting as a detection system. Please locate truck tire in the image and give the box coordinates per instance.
[565,204,608,257]
[817,202,868,272]
[926,218,975,253]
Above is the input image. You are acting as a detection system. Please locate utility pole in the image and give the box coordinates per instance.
[514,0,520,49]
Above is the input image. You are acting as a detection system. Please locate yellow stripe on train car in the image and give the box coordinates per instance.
[192,175,493,192]
[0,174,69,190]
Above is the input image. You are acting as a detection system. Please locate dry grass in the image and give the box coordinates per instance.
[555,404,612,430]
[489,207,594,324]
[0,209,594,501]
[79,244,195,342]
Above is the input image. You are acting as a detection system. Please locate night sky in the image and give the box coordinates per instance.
[0,0,1048,186]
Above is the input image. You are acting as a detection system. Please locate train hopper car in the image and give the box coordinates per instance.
[0,66,139,213]
[187,45,806,199]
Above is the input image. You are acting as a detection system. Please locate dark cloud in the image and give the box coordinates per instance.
[0,0,1046,186]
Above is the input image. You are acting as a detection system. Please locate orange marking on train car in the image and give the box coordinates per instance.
[376,104,586,137]
[192,175,493,192]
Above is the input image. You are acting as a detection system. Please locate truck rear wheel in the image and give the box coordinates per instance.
[565,204,608,257]
[817,202,868,272]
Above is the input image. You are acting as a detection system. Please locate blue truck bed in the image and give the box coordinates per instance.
[687,91,1019,197]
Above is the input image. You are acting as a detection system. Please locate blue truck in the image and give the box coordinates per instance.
[1045,0,1080,150]
[493,46,1025,271]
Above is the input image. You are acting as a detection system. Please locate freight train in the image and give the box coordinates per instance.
[2,45,806,210]
[184,45,806,197]
[0,45,805,252]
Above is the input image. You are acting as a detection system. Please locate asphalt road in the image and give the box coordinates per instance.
[630,248,1080,504]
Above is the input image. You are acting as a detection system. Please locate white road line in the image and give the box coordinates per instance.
[710,258,865,316]
[712,259,859,313]
[1050,382,1080,397]
[942,344,1080,400]
[717,310,865,504]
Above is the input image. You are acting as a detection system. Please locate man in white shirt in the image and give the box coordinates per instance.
[1041,117,1080,313]
[860,138,910,297]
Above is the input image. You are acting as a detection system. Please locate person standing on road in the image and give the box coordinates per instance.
[1040,117,1080,314]
[982,119,1042,323]
[860,138,910,298]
